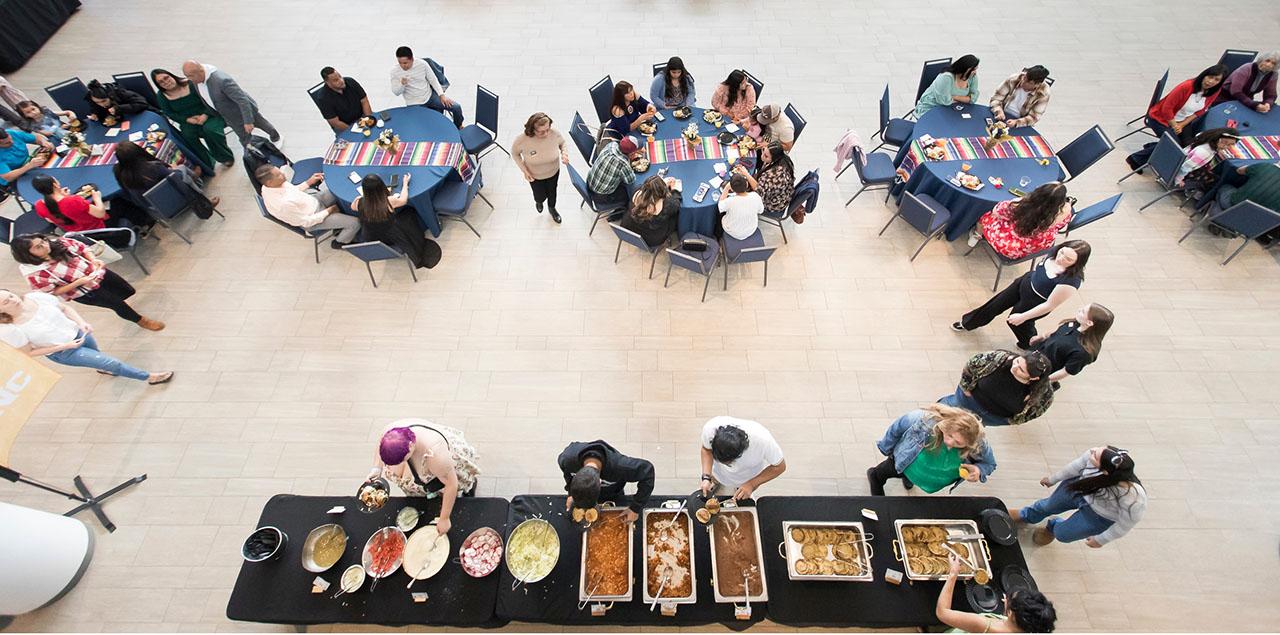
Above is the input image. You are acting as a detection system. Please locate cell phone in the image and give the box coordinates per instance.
[389,173,401,189]
[380,111,392,122]
[654,111,665,121]
[348,171,361,184]
[693,182,710,202]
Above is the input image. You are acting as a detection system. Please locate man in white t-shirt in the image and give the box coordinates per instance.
[699,416,786,500]
[717,171,763,240]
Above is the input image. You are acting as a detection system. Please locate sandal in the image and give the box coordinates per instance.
[147,371,175,385]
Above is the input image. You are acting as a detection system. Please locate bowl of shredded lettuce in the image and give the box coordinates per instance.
[505,518,560,584]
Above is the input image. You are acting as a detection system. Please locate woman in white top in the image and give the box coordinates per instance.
[717,168,763,240]
[0,290,173,384]
[1175,127,1240,191]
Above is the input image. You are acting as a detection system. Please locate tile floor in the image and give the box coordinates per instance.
[3,0,1280,632]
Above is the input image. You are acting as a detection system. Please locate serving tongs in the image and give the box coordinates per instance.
[576,573,604,611]
[941,542,990,584]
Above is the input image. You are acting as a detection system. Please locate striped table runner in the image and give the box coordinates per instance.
[1220,135,1280,161]
[899,135,1056,180]
[643,136,743,163]
[41,138,184,169]
[323,140,475,181]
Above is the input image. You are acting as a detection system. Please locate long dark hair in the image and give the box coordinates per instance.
[1069,446,1141,496]
[721,70,746,109]
[31,175,74,226]
[357,174,393,222]
[1192,64,1228,95]
[949,54,980,80]
[760,140,793,177]
[10,233,74,266]
[1189,126,1240,149]
[1068,303,1114,361]
[150,68,188,92]
[610,81,635,113]
[112,140,165,191]
[1011,181,1068,236]
[1052,239,1091,279]
[664,56,691,94]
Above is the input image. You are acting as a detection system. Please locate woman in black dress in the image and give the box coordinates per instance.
[1031,303,1114,386]
[620,175,680,247]
[352,174,442,269]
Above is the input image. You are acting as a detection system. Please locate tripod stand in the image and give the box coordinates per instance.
[0,465,146,533]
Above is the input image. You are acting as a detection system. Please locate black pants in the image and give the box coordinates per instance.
[529,171,559,210]
[74,270,142,323]
[106,198,157,231]
[867,456,912,496]
[961,272,1043,348]
[592,183,630,215]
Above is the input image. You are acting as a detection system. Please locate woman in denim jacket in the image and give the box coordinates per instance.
[868,404,996,496]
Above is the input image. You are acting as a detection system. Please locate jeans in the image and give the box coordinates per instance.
[1019,480,1115,543]
[960,271,1044,348]
[74,270,142,323]
[938,386,1011,426]
[46,332,150,381]
[425,93,465,128]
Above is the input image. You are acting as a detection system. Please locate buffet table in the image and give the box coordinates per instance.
[225,494,507,627]
[757,495,1032,628]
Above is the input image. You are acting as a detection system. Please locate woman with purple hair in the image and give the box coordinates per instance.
[365,418,480,535]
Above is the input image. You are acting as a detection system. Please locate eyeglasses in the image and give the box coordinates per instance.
[1066,196,1078,206]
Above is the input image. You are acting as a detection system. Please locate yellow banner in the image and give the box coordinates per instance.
[0,344,60,465]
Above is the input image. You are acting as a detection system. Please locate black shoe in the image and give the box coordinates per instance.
[902,477,914,491]
[536,201,544,213]
[1051,381,1062,391]
[331,240,345,250]
[549,208,562,224]
[951,321,966,332]
[866,468,886,496]
[220,159,234,167]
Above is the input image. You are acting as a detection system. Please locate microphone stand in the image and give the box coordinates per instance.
[0,464,145,533]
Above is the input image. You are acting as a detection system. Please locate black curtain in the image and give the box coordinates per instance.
[0,0,81,73]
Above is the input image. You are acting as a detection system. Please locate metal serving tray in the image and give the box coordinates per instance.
[579,506,634,603]
[892,518,992,581]
[778,520,874,582]
[707,506,769,603]
[641,506,697,605]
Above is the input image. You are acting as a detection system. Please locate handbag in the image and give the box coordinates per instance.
[680,237,708,253]
[88,240,123,265]
[790,203,807,224]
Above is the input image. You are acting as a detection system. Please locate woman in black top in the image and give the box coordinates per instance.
[352,174,442,269]
[953,240,1091,349]
[940,350,1054,426]
[1032,303,1114,383]
[621,175,680,247]
[112,140,218,219]
[84,79,151,122]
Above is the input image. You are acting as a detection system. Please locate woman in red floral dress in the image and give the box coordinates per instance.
[975,182,1074,259]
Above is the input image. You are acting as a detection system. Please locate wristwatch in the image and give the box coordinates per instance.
[700,473,712,482]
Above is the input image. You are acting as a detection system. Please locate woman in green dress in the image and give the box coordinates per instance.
[149,68,235,167]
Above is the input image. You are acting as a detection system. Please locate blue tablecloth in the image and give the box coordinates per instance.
[1201,100,1280,169]
[323,105,463,237]
[15,109,212,204]
[628,107,751,236]
[892,104,1065,240]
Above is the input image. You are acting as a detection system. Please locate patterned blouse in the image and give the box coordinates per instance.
[756,161,795,215]
[978,200,1071,260]
[21,238,106,301]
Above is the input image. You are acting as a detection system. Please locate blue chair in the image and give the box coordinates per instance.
[652,62,667,77]
[1218,49,1258,74]
[722,229,777,291]
[141,172,224,244]
[742,69,764,100]
[306,82,327,120]
[783,103,806,144]
[568,163,625,236]
[664,233,721,302]
[1057,125,1114,182]
[760,169,817,244]
[1178,200,1280,265]
[1116,70,1169,142]
[460,85,510,160]
[424,58,449,92]
[879,191,951,261]
[589,76,614,124]
[0,216,12,244]
[904,58,952,119]
[1117,131,1180,184]
[66,228,149,275]
[1063,193,1124,237]
[111,72,159,109]
[44,77,90,120]
[870,84,915,153]
[254,193,334,264]
[289,157,325,181]
[343,241,419,287]
[610,222,664,279]
[432,164,492,239]
[844,147,897,205]
[568,111,597,166]
[1132,134,1188,211]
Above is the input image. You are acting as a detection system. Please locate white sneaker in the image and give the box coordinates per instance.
[967,229,981,248]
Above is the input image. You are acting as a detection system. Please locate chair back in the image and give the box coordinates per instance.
[141,172,194,220]
[475,85,500,135]
[111,72,159,108]
[609,222,655,253]
[652,62,667,77]
[741,69,764,100]
[851,147,871,184]
[306,82,325,115]
[1149,132,1187,186]
[1148,70,1170,110]
[589,75,614,123]
[916,58,953,101]
[255,193,307,237]
[44,77,90,120]
[0,216,13,244]
[1045,77,1056,87]
[342,240,405,263]
[878,85,891,134]
[900,192,948,235]
[784,103,806,142]
[1209,200,1280,239]
[569,111,596,165]
[1067,193,1123,232]
[1218,49,1259,74]
[424,58,450,91]
[1056,125,1114,181]
[567,163,594,207]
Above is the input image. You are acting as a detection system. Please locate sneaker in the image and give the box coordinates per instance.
[331,239,346,250]
[951,321,966,332]
[967,229,982,248]
[865,468,885,496]
[549,208,562,224]
[536,201,544,213]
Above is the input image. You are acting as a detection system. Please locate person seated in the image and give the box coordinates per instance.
[699,416,786,500]
[755,104,794,152]
[84,79,151,122]
[606,81,655,140]
[940,350,1055,427]
[0,127,53,189]
[14,100,72,140]
[1213,162,1280,246]
[936,555,1057,632]
[587,136,640,209]
[30,175,152,242]
[975,181,1073,259]
[112,140,214,205]
[1215,50,1278,112]
[711,70,758,134]
[915,55,980,117]
[558,440,655,524]
[316,67,372,132]
[621,175,679,247]
[1126,64,1227,170]
[390,46,464,127]
[649,56,696,109]
[717,170,763,240]
[255,165,360,248]
[754,141,795,216]
[1175,127,1239,199]
[989,65,1052,127]
[352,173,441,270]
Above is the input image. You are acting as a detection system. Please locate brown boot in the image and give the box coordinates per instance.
[1032,527,1055,546]
[138,317,166,331]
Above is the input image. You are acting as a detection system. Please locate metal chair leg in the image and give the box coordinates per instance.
[909,233,933,261]
[648,249,659,279]
[1222,237,1252,265]
[1125,114,1143,125]
[406,255,418,282]
[493,142,511,157]
[365,262,378,288]
[992,262,1004,292]
[778,221,787,244]
[312,236,322,264]
[702,271,713,302]
[1178,215,1213,243]
[1114,127,1153,143]
[1139,189,1180,211]
[614,238,623,263]
[129,250,150,276]
[724,257,730,290]
[763,260,769,287]
[846,186,868,206]
[664,260,673,287]
[1116,166,1145,183]
[477,193,494,209]
[165,222,192,245]
[589,213,602,236]
[878,212,902,236]
[835,162,854,180]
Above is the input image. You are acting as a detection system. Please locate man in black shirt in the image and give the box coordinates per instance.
[315,67,372,132]
[557,440,655,523]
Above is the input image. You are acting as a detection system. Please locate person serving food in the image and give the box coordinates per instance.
[365,418,481,535]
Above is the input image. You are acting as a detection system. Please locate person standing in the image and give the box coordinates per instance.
[511,112,569,223]
[315,67,373,132]
[915,55,981,117]
[181,60,281,147]
[699,416,786,500]
[649,56,696,108]
[389,46,464,127]
[10,234,164,330]
[935,555,1058,632]
[867,404,994,496]
[1030,303,1114,384]
[1014,445,1146,548]
[366,419,481,535]
[151,68,235,167]
[952,241,1091,349]
[988,65,1053,127]
[558,440,655,524]
[940,350,1055,426]
[255,165,361,248]
[353,173,442,270]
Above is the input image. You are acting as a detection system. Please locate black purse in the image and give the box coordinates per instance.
[681,237,708,253]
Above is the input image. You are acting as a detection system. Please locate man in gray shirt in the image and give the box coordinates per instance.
[182,60,282,147]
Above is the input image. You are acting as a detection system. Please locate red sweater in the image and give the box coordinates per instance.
[1148,79,1221,126]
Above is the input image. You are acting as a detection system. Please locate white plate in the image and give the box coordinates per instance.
[403,527,450,580]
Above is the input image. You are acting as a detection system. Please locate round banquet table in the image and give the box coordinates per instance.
[628,107,755,237]
[322,105,467,237]
[1201,100,1280,169]
[892,103,1065,241]
[14,109,213,206]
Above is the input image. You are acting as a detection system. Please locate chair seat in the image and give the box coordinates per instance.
[432,180,469,215]
[884,118,915,146]
[460,125,494,154]
[862,152,898,182]
[914,193,953,231]
[672,232,720,272]
[992,243,1050,265]
[290,158,324,183]
[723,228,765,259]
